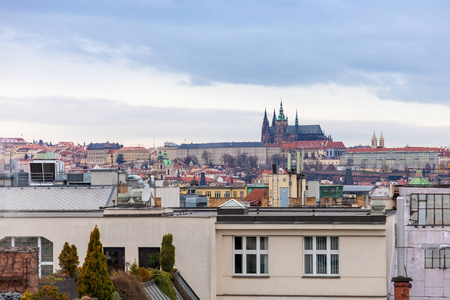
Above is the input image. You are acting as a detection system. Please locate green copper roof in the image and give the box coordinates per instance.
[163,159,173,165]
[157,150,163,160]
[277,101,286,120]
[409,171,432,186]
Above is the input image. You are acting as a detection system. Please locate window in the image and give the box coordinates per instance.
[233,191,237,198]
[205,191,211,197]
[224,191,231,197]
[425,249,450,269]
[0,236,53,277]
[215,191,221,198]
[139,247,160,269]
[410,194,450,226]
[233,236,268,276]
[104,247,125,273]
[304,236,339,276]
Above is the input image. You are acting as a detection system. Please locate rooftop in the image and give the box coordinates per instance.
[0,186,115,211]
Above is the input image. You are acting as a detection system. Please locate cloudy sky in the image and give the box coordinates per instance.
[1,0,450,147]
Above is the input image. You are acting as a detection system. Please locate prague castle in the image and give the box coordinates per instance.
[261,102,331,144]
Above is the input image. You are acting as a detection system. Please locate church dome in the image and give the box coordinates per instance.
[409,171,432,186]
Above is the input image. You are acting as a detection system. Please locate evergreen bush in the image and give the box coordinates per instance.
[58,242,79,278]
[160,234,175,272]
[138,267,152,282]
[151,269,176,300]
[22,286,69,300]
[77,225,115,300]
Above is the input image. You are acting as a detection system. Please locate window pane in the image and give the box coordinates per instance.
[426,209,434,225]
[316,237,327,250]
[433,250,440,268]
[444,209,450,225]
[427,195,434,208]
[260,237,268,251]
[425,257,433,268]
[15,237,38,247]
[331,237,339,250]
[304,237,313,250]
[304,254,313,274]
[331,254,339,274]
[246,237,257,250]
[419,201,426,225]
[234,254,242,273]
[435,195,442,208]
[0,237,11,247]
[260,254,268,274]
[41,265,54,277]
[316,254,327,274]
[246,254,257,274]
[235,237,242,250]
[443,195,450,209]
[435,209,443,225]
[419,194,426,201]
[41,238,53,262]
[445,250,450,269]
[411,195,418,210]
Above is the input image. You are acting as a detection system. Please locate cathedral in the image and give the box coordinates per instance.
[261,102,331,144]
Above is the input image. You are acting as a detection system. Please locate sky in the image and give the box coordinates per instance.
[1,0,450,148]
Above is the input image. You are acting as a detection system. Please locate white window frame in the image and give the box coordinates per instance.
[303,236,339,276]
[233,236,269,276]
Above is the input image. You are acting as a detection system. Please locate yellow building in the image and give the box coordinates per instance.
[268,173,306,207]
[117,146,149,162]
[181,186,248,206]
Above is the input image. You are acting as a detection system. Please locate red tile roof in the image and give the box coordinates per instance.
[243,189,268,206]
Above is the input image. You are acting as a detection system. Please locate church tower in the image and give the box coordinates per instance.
[261,108,271,144]
[379,131,385,148]
[274,101,288,144]
[371,132,378,149]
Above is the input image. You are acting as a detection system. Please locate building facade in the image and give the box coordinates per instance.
[397,186,450,299]
[176,142,267,166]
[86,142,122,165]
[342,147,441,171]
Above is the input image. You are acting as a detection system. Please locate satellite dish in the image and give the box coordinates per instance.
[142,184,151,202]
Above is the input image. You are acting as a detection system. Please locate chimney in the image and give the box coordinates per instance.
[391,277,412,300]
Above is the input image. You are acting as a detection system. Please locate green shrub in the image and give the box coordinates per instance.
[138,267,152,282]
[148,252,160,269]
[151,269,176,300]
[112,291,122,300]
[111,271,149,300]
[160,234,175,272]
[22,285,69,300]
[77,225,115,300]
[129,260,139,276]
[58,242,79,278]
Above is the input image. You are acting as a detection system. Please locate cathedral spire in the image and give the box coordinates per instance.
[278,99,286,120]
[262,108,269,127]
[272,109,276,126]
[295,109,299,126]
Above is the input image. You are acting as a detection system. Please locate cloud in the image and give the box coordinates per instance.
[2,1,450,106]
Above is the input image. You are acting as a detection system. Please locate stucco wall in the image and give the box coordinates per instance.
[0,216,214,300]
[215,222,392,299]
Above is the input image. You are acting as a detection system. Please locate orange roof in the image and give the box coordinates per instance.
[325,141,346,149]
[243,189,268,206]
